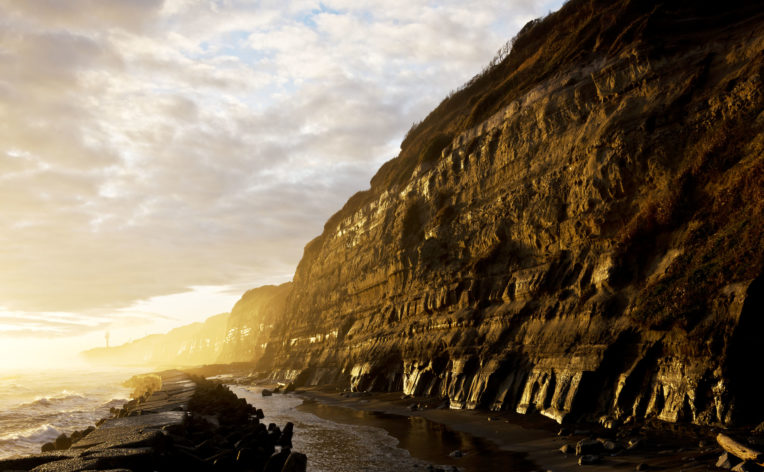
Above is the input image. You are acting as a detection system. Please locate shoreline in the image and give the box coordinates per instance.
[0,370,305,472]
[292,386,722,471]
[0,364,736,472]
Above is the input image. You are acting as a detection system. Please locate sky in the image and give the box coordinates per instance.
[0,0,563,370]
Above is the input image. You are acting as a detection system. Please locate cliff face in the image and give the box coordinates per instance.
[257,0,764,427]
[218,283,292,363]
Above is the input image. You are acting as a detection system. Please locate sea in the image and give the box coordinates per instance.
[0,368,139,459]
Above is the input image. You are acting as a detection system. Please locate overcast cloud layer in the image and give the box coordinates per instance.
[0,0,562,337]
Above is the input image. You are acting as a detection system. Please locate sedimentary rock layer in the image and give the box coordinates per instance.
[256,0,764,427]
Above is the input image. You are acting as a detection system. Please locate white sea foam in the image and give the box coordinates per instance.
[0,423,60,443]
[0,368,140,459]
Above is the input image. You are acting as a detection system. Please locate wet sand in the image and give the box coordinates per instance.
[294,387,721,471]
[298,398,537,471]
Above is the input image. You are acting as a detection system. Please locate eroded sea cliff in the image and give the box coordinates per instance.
[86,0,764,428]
[255,0,764,427]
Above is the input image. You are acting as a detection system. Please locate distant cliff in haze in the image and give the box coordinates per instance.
[82,283,291,367]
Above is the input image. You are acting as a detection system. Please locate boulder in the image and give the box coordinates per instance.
[732,461,755,472]
[576,439,603,456]
[597,438,617,451]
[716,452,739,470]
[263,448,290,472]
[282,452,308,472]
[54,433,72,450]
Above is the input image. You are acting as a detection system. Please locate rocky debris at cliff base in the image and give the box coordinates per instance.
[549,417,751,470]
[713,433,764,471]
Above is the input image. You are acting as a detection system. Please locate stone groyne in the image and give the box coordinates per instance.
[0,370,305,472]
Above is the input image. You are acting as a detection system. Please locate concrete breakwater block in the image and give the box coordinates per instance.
[0,370,307,472]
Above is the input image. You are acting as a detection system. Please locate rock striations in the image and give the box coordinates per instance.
[256,0,764,427]
[86,0,764,428]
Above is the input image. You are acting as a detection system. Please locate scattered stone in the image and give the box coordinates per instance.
[408,403,419,411]
[262,389,273,396]
[716,452,739,469]
[448,449,463,458]
[560,444,574,454]
[627,438,642,450]
[576,439,603,456]
[597,438,617,451]
[731,461,755,472]
[578,454,600,465]
[717,433,764,463]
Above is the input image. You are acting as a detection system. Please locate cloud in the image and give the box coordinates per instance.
[0,0,564,327]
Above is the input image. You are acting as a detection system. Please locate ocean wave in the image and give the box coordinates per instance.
[26,391,87,408]
[0,423,60,443]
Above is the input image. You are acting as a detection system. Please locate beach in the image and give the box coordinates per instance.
[291,386,723,472]
[0,368,729,471]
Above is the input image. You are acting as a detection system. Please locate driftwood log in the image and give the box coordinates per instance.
[717,433,764,464]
